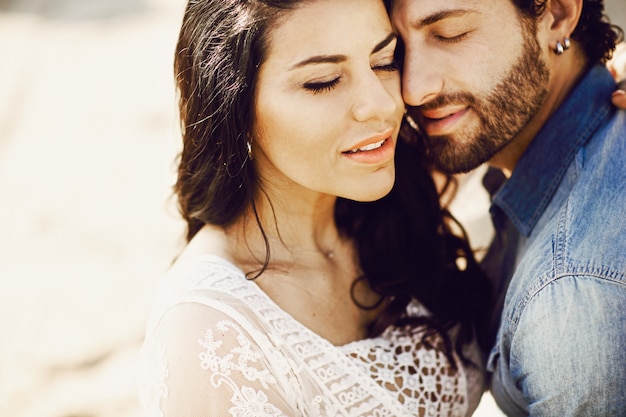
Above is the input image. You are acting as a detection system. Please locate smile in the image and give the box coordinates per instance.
[426,112,457,121]
[341,136,394,165]
[420,104,468,121]
[345,139,387,153]
[420,107,470,136]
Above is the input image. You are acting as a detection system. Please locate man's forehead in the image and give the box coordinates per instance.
[390,0,509,27]
[390,0,493,15]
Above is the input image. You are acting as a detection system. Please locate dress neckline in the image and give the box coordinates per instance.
[179,253,389,349]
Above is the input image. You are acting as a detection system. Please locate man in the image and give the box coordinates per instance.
[389,0,626,415]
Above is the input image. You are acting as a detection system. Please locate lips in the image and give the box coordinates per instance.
[342,129,395,165]
[420,104,468,121]
[418,106,469,136]
[343,128,394,154]
[344,138,387,153]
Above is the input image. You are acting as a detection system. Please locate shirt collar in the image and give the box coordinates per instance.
[491,64,617,237]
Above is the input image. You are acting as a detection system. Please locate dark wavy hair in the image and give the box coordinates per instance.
[173,0,493,358]
[174,0,305,240]
[336,135,493,357]
[511,0,623,63]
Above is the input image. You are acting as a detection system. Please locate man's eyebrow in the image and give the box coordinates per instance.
[290,33,397,69]
[413,9,479,29]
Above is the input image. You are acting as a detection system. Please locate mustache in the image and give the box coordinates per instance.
[407,91,477,113]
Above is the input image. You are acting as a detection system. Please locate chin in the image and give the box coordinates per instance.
[347,172,396,202]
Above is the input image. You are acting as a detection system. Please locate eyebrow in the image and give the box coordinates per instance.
[412,9,480,29]
[290,33,397,69]
[372,33,397,54]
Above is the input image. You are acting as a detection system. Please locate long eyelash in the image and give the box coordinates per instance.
[374,60,400,72]
[302,58,398,94]
[303,78,340,94]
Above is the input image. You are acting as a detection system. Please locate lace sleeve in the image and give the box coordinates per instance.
[139,302,298,417]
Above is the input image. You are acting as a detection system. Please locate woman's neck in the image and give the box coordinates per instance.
[185,190,385,346]
[230,189,345,267]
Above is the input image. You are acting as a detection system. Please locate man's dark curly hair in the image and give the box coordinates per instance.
[511,0,623,63]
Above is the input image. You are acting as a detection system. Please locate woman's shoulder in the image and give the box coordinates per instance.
[138,279,296,417]
[163,252,245,297]
[143,251,259,338]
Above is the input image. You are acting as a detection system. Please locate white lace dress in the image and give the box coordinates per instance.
[138,255,484,417]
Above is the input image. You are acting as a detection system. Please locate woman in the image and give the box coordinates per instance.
[138,0,492,416]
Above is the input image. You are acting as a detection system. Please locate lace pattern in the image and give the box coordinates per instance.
[138,255,473,417]
[343,326,466,417]
[199,321,285,417]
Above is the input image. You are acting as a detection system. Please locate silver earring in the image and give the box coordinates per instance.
[554,41,564,55]
[246,141,253,160]
[563,37,571,50]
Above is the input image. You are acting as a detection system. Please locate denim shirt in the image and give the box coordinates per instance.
[486,65,626,416]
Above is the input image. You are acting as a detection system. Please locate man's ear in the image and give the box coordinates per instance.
[543,0,583,49]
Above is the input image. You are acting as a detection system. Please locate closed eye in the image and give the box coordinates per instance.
[303,77,340,94]
[373,60,399,72]
[434,32,469,44]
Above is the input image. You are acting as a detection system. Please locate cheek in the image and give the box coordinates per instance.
[254,95,299,153]
[255,105,334,180]
[386,75,405,114]
[255,89,340,154]
[256,102,319,153]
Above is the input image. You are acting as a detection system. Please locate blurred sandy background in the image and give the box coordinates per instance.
[0,1,624,416]
[0,1,185,415]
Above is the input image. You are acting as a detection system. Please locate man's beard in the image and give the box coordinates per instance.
[409,21,550,174]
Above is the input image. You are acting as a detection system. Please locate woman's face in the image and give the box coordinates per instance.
[252,0,404,203]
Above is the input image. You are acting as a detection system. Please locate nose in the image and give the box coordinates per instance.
[351,71,402,123]
[401,46,444,107]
